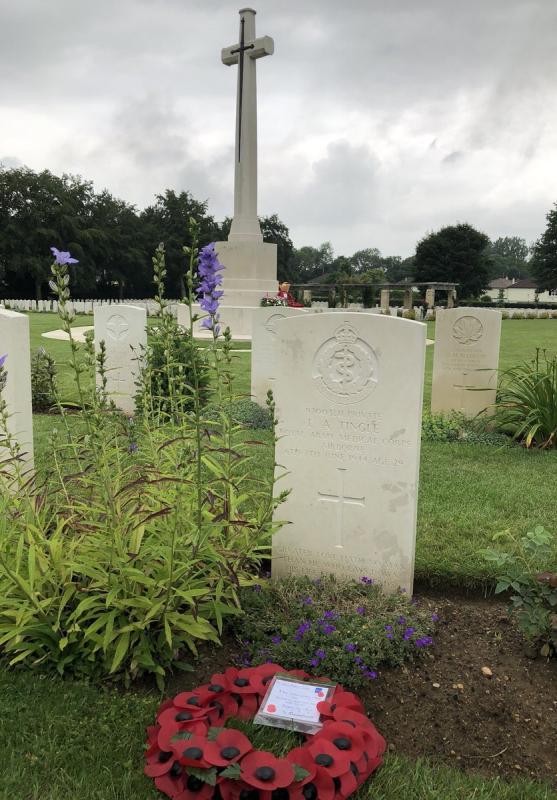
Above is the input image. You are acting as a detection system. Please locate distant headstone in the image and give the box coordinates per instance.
[0,310,34,470]
[94,304,147,414]
[431,307,502,416]
[272,312,426,593]
[251,307,307,405]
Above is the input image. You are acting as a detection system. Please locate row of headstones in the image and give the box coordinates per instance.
[1,304,501,594]
[2,298,163,316]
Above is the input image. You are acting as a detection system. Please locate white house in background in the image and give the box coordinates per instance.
[485,277,557,304]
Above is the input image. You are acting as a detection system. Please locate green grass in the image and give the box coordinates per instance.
[1,669,554,800]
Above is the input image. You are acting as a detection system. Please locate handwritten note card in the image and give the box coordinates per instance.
[254,675,335,733]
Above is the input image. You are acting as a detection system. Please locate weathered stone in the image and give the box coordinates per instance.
[94,304,147,414]
[251,306,307,405]
[0,310,34,470]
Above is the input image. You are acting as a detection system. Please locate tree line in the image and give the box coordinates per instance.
[1,165,555,300]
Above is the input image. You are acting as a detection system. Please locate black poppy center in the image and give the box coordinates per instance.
[262,675,273,685]
[220,746,241,760]
[254,766,276,782]
[272,789,290,800]
[234,678,249,687]
[170,761,183,777]
[209,700,224,715]
[239,790,260,800]
[175,711,193,721]
[183,746,204,761]
[187,776,205,792]
[302,783,317,800]
[350,762,359,777]
[315,753,334,767]
[158,750,172,763]
[333,737,351,751]
[209,683,224,692]
[187,696,200,706]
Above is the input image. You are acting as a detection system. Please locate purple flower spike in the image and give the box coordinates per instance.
[196,243,225,335]
[51,246,78,265]
[0,354,7,368]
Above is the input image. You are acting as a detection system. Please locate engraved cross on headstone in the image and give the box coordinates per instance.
[318,468,365,549]
[222,8,274,242]
[106,314,129,342]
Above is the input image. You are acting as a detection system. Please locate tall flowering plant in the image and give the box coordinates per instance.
[197,243,225,334]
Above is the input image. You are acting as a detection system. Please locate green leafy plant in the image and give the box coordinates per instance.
[234,575,435,690]
[0,227,284,687]
[30,347,57,412]
[493,349,557,448]
[482,526,557,656]
[421,411,511,446]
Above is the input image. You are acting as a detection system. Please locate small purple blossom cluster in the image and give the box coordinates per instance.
[294,620,311,641]
[354,656,377,680]
[360,576,374,585]
[414,636,434,648]
[196,243,224,334]
[309,648,327,668]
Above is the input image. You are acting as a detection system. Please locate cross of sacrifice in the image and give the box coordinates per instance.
[318,468,366,549]
[221,8,274,242]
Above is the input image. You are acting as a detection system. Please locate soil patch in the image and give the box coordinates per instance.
[165,594,557,787]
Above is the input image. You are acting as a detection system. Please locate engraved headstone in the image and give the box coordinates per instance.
[251,307,307,405]
[431,307,502,416]
[0,310,34,469]
[272,312,426,593]
[94,304,147,414]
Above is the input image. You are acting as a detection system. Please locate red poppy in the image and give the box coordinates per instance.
[157,719,209,754]
[290,771,336,800]
[317,692,364,719]
[337,768,359,797]
[205,692,239,725]
[158,707,208,729]
[219,778,270,800]
[287,669,311,681]
[154,761,186,799]
[157,697,176,716]
[241,751,295,790]
[174,734,211,768]
[228,667,260,695]
[144,746,176,778]
[247,663,285,695]
[316,722,365,762]
[175,776,215,800]
[173,692,211,713]
[204,729,252,767]
[307,738,351,779]
[232,691,259,721]
[285,746,317,785]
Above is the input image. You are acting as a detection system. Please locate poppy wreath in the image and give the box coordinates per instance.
[144,663,386,800]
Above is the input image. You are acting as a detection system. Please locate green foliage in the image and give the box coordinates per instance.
[531,202,557,292]
[234,575,434,690]
[414,223,491,298]
[494,350,557,447]
[0,226,283,687]
[488,236,531,280]
[482,526,557,655]
[205,399,272,431]
[421,411,512,446]
[31,347,57,412]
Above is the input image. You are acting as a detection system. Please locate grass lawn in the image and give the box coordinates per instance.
[1,668,555,800]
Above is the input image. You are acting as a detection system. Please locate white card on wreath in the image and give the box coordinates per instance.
[254,675,335,734]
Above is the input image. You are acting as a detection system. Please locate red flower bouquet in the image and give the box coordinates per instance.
[144,665,386,800]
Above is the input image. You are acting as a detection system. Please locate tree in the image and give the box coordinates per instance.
[349,248,383,274]
[530,205,557,291]
[291,242,334,283]
[414,223,491,299]
[488,236,530,280]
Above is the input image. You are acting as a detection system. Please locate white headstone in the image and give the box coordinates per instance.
[251,307,307,405]
[272,312,426,593]
[94,304,147,414]
[431,307,502,416]
[0,310,34,469]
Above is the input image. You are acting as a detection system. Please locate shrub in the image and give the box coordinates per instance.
[539,311,550,319]
[421,410,512,446]
[480,295,493,304]
[402,309,416,320]
[206,399,272,430]
[234,575,435,690]
[482,526,557,656]
[30,347,57,411]
[512,312,525,319]
[494,349,557,447]
[502,311,509,319]
[0,227,283,688]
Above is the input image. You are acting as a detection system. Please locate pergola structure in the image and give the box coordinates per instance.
[291,281,458,310]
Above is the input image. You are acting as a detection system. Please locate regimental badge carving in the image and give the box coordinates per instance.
[106,314,129,342]
[312,322,378,404]
[264,312,287,335]
[451,315,483,345]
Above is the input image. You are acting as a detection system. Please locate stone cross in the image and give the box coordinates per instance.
[318,468,365,549]
[222,8,274,243]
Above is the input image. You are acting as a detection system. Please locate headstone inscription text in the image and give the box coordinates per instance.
[431,307,502,416]
[272,313,426,593]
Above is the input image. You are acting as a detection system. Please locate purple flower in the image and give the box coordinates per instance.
[294,621,311,641]
[345,643,357,652]
[403,627,416,641]
[0,354,7,368]
[315,649,326,660]
[196,243,224,334]
[431,613,439,622]
[356,606,365,616]
[415,636,434,648]
[302,596,313,606]
[386,633,394,640]
[309,658,319,668]
[397,616,406,625]
[51,246,79,265]
[384,625,393,631]
[128,442,138,453]
[253,584,262,593]
[321,624,336,635]
[354,657,364,666]
[360,576,374,585]
[271,635,282,645]
[365,670,378,680]
[323,610,337,619]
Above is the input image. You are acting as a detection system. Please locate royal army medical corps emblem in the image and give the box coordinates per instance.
[312,322,379,404]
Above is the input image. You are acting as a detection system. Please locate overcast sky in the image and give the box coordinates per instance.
[1,0,556,257]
